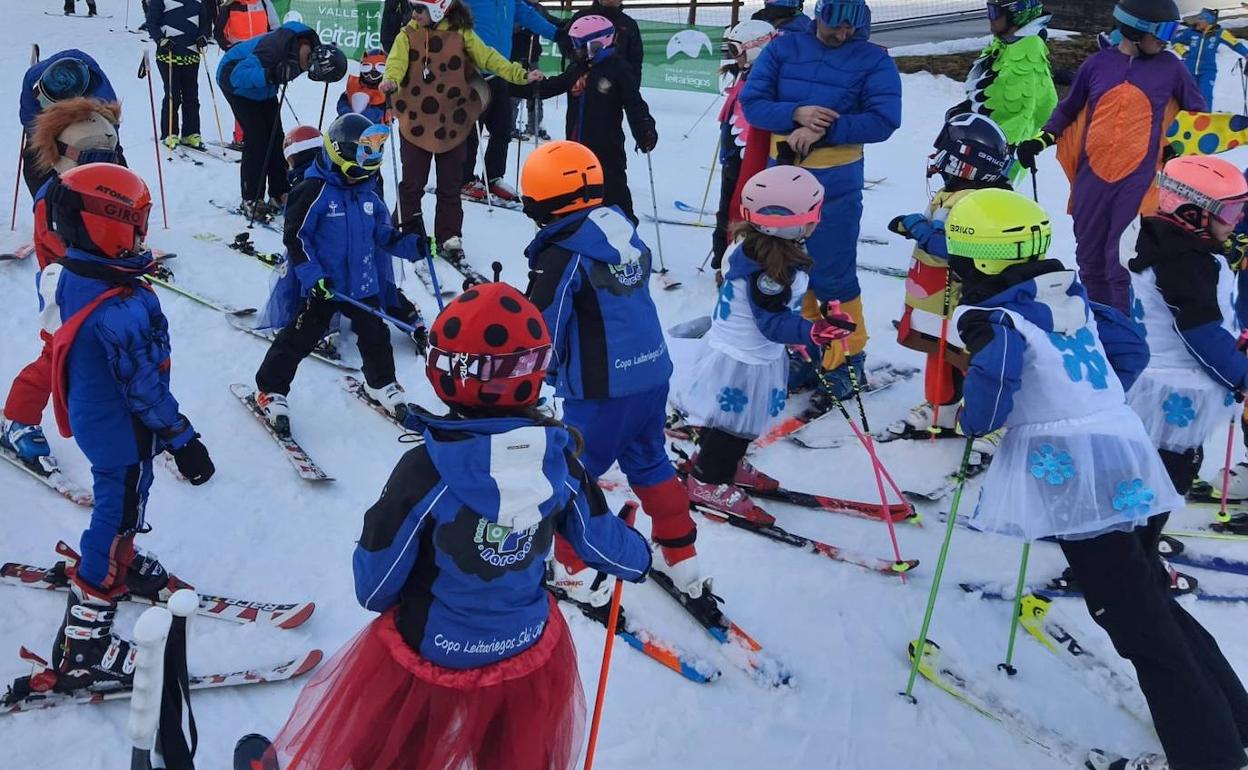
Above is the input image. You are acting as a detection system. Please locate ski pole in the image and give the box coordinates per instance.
[9,132,26,231]
[166,55,176,152]
[474,122,495,212]
[1030,167,1039,203]
[1218,415,1237,524]
[203,49,226,147]
[583,501,638,770]
[999,541,1030,676]
[903,436,976,701]
[645,152,668,274]
[695,135,720,227]
[249,81,288,229]
[928,271,954,440]
[330,289,428,350]
[425,237,446,312]
[316,81,329,130]
[140,52,171,228]
[126,606,173,770]
[681,93,721,140]
[697,247,714,273]
[283,93,301,124]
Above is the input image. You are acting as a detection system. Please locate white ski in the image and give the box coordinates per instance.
[0,445,92,507]
[230,384,333,481]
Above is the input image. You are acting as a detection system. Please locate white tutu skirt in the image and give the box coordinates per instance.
[670,345,788,440]
[1126,369,1236,454]
[971,405,1183,541]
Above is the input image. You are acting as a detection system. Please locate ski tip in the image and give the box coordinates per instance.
[294,650,324,677]
[273,603,316,630]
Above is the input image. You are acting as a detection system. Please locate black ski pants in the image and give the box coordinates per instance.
[461,77,511,185]
[224,92,287,203]
[692,428,750,485]
[1059,446,1248,770]
[713,151,742,269]
[157,56,201,139]
[255,295,395,396]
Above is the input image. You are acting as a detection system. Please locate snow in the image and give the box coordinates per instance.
[4,9,1248,769]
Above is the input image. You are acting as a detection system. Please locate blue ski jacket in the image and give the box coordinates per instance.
[20,50,117,133]
[460,0,556,61]
[54,248,196,467]
[217,21,320,102]
[261,154,425,330]
[524,205,673,400]
[353,410,650,669]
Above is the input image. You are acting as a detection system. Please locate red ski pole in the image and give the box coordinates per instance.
[10,44,39,231]
[139,52,170,229]
[582,501,638,770]
[1218,415,1236,524]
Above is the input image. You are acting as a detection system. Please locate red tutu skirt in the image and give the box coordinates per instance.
[273,600,584,770]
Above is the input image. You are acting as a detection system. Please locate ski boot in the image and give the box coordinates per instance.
[162,135,181,151]
[440,236,466,263]
[364,382,413,423]
[684,474,775,525]
[234,733,280,770]
[664,410,701,442]
[650,541,707,600]
[461,179,487,203]
[51,578,138,693]
[535,128,551,141]
[87,2,97,15]
[547,558,613,608]
[809,353,866,415]
[1086,749,1168,770]
[239,199,273,222]
[2,419,52,462]
[181,134,204,150]
[970,427,1004,462]
[1222,461,1248,500]
[732,458,780,492]
[488,177,520,203]
[884,401,960,441]
[125,549,191,602]
[255,391,291,437]
[1054,565,1198,598]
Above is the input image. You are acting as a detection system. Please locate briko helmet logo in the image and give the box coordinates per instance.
[948,223,976,234]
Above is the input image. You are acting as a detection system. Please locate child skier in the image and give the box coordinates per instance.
[147,0,212,150]
[885,113,1014,445]
[336,48,390,125]
[531,14,658,223]
[264,282,650,770]
[281,124,322,185]
[520,140,699,602]
[253,114,427,435]
[41,163,214,692]
[380,0,543,254]
[2,99,121,466]
[670,165,852,519]
[1173,8,1248,109]
[947,188,1248,770]
[711,20,778,282]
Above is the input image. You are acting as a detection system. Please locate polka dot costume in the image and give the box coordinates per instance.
[394,27,485,154]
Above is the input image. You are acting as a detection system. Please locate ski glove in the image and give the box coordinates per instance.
[1014,131,1055,172]
[637,124,659,153]
[1225,233,1248,271]
[311,278,334,301]
[196,35,209,50]
[271,58,302,84]
[810,302,856,346]
[888,213,932,242]
[158,38,174,49]
[172,436,215,485]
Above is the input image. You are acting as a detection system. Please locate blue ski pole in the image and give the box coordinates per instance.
[329,290,428,353]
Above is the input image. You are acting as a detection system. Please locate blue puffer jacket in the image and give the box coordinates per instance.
[460,0,555,60]
[524,205,673,400]
[20,50,117,133]
[217,21,320,101]
[739,10,902,148]
[260,154,425,330]
[55,249,195,467]
[147,0,211,55]
[354,410,650,669]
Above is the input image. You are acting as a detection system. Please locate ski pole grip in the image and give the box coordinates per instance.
[127,606,173,751]
[168,588,198,620]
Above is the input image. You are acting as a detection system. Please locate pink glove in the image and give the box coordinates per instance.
[809,301,856,346]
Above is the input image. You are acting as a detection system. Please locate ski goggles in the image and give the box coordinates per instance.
[723,33,775,60]
[57,143,120,166]
[81,193,152,239]
[740,204,822,241]
[815,0,867,28]
[984,0,1037,22]
[427,344,554,383]
[928,147,1012,183]
[1112,6,1180,43]
[354,124,389,167]
[573,28,615,58]
[1156,172,1248,224]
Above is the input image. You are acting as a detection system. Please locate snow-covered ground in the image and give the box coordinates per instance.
[4,6,1248,769]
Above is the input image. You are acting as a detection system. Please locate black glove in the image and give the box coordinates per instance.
[158,37,173,49]
[173,436,215,485]
[1225,233,1248,271]
[271,58,302,84]
[636,124,658,153]
[1014,131,1054,172]
[196,35,209,49]
[411,324,429,356]
[311,277,334,301]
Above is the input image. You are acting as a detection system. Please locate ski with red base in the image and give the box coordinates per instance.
[0,445,92,507]
[0,243,34,261]
[745,485,919,524]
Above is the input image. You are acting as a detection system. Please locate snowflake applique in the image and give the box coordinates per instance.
[768,388,786,417]
[1028,444,1075,486]
[1162,393,1196,427]
[715,281,734,321]
[718,387,748,413]
[1050,327,1109,390]
[1111,479,1155,517]
[1129,294,1146,339]
[1226,391,1237,408]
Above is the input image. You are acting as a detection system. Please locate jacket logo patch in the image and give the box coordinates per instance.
[756,274,784,296]
[608,259,645,287]
[437,506,553,580]
[596,77,613,95]
[327,201,344,218]
[363,201,374,216]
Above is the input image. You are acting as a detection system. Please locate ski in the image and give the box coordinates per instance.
[1185,479,1245,507]
[208,199,282,234]
[167,147,203,166]
[745,485,919,524]
[44,11,114,17]
[409,256,459,299]
[654,270,682,291]
[666,315,711,340]
[792,424,961,450]
[146,275,256,316]
[2,542,316,629]
[906,639,1082,763]
[1015,594,1151,725]
[550,588,720,684]
[342,375,416,433]
[960,576,1248,604]
[177,144,238,164]
[693,503,918,576]
[432,242,489,286]
[3,647,322,715]
[858,262,907,279]
[903,461,989,502]
[426,186,524,212]
[226,315,357,371]
[0,445,92,507]
[0,243,34,261]
[1159,537,1248,575]
[230,384,333,481]
[648,570,793,688]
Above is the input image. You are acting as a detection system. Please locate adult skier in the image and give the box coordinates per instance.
[1173,8,1248,109]
[147,0,213,150]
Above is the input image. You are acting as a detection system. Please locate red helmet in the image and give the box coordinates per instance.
[426,283,553,409]
[47,163,152,258]
[283,124,322,162]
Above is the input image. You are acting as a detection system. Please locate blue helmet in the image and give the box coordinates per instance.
[764,0,803,8]
[36,57,90,105]
[813,0,867,29]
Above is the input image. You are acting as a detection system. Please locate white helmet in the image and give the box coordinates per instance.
[409,0,452,24]
[723,20,778,67]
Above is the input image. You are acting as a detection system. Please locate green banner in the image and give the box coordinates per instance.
[274,1,724,94]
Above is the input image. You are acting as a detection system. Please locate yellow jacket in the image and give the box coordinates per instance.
[383,20,528,86]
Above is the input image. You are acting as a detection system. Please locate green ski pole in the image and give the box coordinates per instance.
[998,541,1031,676]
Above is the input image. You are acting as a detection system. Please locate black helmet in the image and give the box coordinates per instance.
[928,113,1013,184]
[1114,0,1181,43]
[36,57,91,105]
[323,113,388,183]
[308,44,348,83]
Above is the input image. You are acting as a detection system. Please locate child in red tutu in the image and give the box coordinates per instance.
[268,281,652,770]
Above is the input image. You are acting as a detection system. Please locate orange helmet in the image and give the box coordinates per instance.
[47,163,152,259]
[520,140,604,222]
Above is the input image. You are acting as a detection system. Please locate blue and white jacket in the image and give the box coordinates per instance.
[708,243,811,364]
[524,205,673,400]
[147,0,212,55]
[260,154,424,329]
[20,50,117,134]
[216,21,320,102]
[353,410,650,669]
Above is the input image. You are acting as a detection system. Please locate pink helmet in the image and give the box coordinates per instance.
[739,166,824,240]
[569,15,616,58]
[1157,156,1248,235]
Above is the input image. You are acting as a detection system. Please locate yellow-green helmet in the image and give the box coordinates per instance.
[944,188,1052,275]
